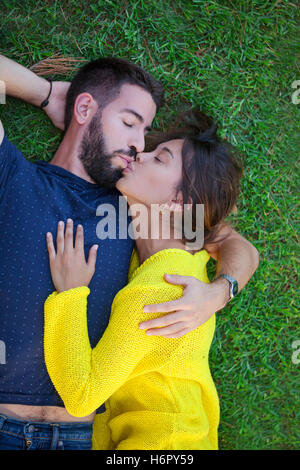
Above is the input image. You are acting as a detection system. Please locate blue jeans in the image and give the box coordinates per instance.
[0,413,93,450]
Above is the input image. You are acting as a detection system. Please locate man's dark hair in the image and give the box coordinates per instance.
[64,57,164,130]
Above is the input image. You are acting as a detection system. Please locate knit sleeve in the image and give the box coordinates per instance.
[44,283,183,417]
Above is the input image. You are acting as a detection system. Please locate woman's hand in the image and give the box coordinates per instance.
[46,219,99,293]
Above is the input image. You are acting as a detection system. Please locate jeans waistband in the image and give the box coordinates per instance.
[0,413,93,441]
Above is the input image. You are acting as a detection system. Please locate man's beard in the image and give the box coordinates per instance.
[78,113,133,189]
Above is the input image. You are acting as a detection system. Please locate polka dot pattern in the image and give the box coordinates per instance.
[0,135,134,414]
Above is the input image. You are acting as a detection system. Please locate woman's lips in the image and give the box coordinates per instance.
[122,164,133,173]
[117,155,134,169]
[118,156,129,168]
[122,160,134,173]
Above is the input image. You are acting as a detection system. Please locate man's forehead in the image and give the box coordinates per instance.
[117,83,152,102]
[114,84,156,117]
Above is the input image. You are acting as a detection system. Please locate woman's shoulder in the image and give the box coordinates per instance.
[128,247,211,286]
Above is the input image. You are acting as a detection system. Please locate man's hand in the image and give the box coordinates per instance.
[44,81,70,130]
[139,274,229,338]
[46,218,98,293]
[139,224,259,338]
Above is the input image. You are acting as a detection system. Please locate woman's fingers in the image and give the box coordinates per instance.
[75,224,84,252]
[46,232,56,261]
[53,219,96,271]
[56,221,65,254]
[87,245,99,273]
[64,218,74,253]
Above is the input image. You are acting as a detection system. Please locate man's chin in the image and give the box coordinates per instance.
[92,170,124,188]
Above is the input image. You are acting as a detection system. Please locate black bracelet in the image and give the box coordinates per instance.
[40,78,52,108]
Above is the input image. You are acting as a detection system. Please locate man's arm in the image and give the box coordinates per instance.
[204,223,259,302]
[139,223,259,337]
[0,54,48,144]
[0,54,51,107]
[0,54,69,130]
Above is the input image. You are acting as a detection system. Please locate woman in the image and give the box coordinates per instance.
[44,110,243,450]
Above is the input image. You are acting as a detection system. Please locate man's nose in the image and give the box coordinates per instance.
[129,131,145,154]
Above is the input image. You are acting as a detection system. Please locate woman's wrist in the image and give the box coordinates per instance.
[56,285,90,294]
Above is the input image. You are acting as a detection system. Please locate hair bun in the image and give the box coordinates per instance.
[182,109,218,145]
[197,123,218,145]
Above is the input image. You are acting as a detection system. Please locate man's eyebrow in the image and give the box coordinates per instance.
[161,147,174,159]
[121,108,151,132]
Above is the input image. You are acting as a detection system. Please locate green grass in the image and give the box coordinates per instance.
[0,0,299,450]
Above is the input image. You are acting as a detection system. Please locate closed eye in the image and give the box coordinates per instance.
[123,122,133,128]
[154,156,162,163]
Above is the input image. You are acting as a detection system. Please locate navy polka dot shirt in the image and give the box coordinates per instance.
[0,135,134,414]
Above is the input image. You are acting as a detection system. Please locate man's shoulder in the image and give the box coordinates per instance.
[0,132,26,158]
[0,132,30,169]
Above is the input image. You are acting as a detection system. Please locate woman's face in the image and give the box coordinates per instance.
[116,139,184,207]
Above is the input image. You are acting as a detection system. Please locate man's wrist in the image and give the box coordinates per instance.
[40,78,52,108]
[0,55,52,108]
[211,277,231,311]
[31,77,51,108]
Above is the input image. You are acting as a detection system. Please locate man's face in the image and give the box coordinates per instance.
[78,83,157,188]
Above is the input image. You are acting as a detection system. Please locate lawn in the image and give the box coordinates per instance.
[0,0,299,450]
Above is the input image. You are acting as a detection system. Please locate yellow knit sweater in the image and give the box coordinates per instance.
[44,247,219,450]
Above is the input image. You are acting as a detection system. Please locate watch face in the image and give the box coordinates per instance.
[232,282,238,296]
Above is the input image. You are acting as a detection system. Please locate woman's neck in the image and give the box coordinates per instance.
[135,237,188,266]
[126,198,191,265]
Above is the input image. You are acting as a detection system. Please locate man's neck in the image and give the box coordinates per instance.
[49,129,97,184]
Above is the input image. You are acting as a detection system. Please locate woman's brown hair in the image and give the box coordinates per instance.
[146,109,244,248]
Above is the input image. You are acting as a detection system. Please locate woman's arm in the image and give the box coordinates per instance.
[44,284,167,417]
[44,219,181,417]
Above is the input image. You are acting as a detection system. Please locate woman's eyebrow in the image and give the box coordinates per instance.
[161,147,174,159]
[121,108,151,132]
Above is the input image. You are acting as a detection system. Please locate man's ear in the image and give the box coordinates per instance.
[73,92,98,125]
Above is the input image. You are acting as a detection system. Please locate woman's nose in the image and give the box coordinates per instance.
[136,152,151,163]
[136,153,144,163]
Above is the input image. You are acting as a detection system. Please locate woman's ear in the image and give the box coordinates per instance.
[171,191,193,212]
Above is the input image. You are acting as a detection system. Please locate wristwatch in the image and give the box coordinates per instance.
[215,274,238,302]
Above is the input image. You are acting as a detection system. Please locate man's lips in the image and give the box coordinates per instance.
[117,155,134,170]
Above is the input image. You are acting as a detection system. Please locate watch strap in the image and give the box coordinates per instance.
[215,274,238,301]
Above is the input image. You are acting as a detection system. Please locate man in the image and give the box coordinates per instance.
[0,54,259,450]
